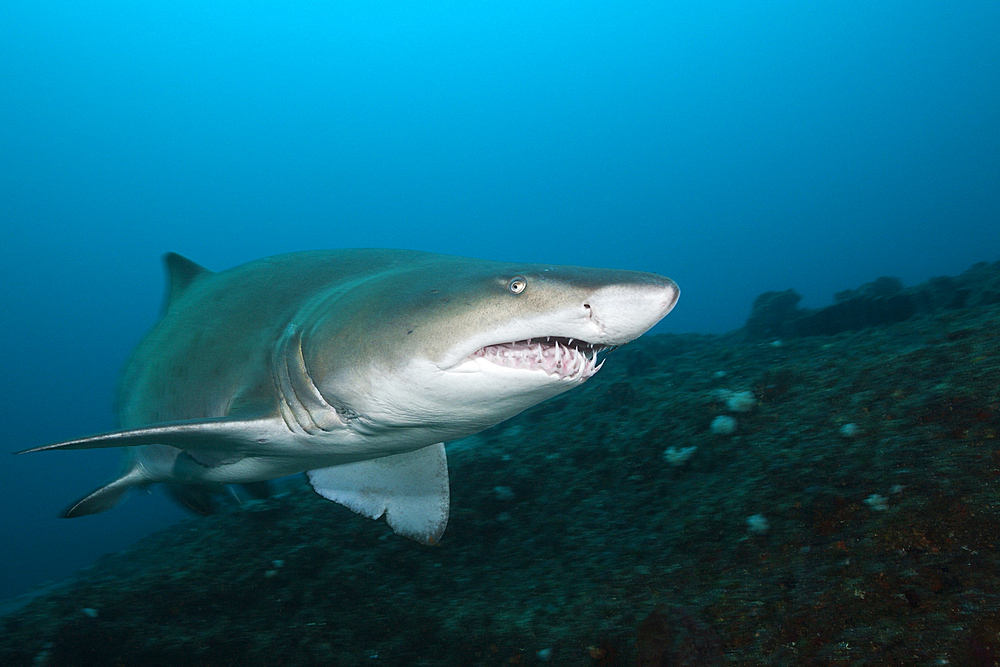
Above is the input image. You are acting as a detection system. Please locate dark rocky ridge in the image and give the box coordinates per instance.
[743,259,1000,340]
[2,260,999,666]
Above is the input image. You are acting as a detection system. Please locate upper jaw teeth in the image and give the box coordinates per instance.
[472,337,607,380]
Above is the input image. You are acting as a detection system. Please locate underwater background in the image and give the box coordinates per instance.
[1,0,998,660]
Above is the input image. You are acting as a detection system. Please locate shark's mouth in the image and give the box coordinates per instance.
[472,337,610,380]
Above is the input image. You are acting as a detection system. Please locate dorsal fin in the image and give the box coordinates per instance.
[163,252,212,311]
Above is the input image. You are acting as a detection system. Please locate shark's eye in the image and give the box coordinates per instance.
[508,276,527,294]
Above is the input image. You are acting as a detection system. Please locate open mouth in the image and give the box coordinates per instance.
[472,337,611,380]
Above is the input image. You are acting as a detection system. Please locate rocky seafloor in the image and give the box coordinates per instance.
[3,262,1000,666]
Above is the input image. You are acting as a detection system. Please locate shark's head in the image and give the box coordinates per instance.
[295,254,679,443]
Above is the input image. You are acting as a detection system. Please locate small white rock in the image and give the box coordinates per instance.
[710,415,737,435]
[663,446,698,466]
[492,486,516,501]
[864,494,889,511]
[726,390,757,413]
[746,514,770,534]
[839,423,860,438]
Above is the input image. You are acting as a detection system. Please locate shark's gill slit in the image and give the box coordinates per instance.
[274,327,344,435]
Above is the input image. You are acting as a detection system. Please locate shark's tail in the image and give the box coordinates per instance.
[62,457,149,518]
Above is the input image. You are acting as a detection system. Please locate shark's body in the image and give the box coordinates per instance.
[23,249,678,543]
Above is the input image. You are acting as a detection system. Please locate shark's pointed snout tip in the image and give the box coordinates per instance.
[632,273,679,315]
[661,277,680,311]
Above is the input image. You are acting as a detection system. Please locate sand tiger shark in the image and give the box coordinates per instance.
[21,249,678,544]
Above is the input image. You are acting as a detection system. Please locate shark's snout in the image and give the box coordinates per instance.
[585,275,679,344]
[459,272,678,381]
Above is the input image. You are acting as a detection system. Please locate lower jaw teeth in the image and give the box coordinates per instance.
[474,341,605,379]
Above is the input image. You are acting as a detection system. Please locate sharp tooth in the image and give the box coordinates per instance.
[568,338,574,346]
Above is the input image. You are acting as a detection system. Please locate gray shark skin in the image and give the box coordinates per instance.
[21,249,678,544]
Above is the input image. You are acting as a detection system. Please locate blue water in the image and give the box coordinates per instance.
[1,0,997,601]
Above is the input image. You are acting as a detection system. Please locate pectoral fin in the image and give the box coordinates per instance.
[17,417,283,461]
[306,443,450,545]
